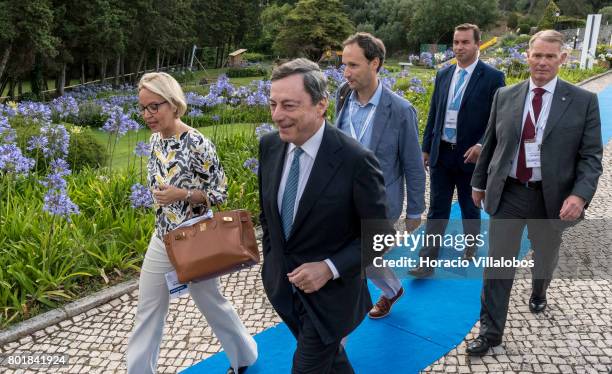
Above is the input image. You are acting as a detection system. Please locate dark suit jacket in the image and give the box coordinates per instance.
[334,83,426,219]
[258,123,389,344]
[422,60,505,171]
[471,78,603,219]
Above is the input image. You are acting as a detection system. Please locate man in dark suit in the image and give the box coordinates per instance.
[335,32,426,318]
[258,58,389,373]
[466,30,603,356]
[412,24,506,277]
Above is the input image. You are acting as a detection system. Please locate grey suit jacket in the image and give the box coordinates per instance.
[472,78,603,219]
[335,83,426,219]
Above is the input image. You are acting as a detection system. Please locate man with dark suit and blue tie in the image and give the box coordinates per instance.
[334,32,426,318]
[411,24,505,277]
[466,30,603,355]
[258,58,389,373]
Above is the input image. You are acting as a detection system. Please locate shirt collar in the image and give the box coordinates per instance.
[287,120,325,160]
[456,59,479,77]
[529,76,558,95]
[349,79,383,108]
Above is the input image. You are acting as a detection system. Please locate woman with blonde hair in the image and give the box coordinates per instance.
[127,72,257,374]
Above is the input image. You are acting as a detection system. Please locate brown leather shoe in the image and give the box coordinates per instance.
[368,287,404,319]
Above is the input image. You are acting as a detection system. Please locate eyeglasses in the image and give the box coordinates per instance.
[139,101,168,114]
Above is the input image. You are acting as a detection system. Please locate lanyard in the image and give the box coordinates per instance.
[348,100,377,143]
[450,71,469,107]
[527,89,550,139]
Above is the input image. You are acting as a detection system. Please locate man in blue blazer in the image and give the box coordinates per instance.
[335,33,426,318]
[411,24,505,277]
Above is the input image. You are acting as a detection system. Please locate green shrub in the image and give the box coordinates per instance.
[507,12,519,30]
[170,69,198,84]
[76,101,107,128]
[183,105,271,127]
[12,119,108,172]
[67,126,108,171]
[226,65,268,78]
[243,52,266,62]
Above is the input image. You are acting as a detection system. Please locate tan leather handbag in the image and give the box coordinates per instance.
[163,210,260,283]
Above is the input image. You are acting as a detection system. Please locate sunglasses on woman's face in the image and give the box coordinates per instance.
[139,101,168,114]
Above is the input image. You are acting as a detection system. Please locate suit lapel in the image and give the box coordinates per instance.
[269,136,287,234]
[511,80,530,140]
[369,86,392,153]
[439,66,455,116]
[459,61,483,110]
[289,124,343,239]
[542,79,572,141]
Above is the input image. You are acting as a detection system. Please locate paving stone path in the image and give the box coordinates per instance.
[0,72,610,373]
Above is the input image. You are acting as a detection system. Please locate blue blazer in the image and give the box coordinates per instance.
[335,83,425,219]
[422,60,505,171]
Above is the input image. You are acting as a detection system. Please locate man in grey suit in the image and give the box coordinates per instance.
[335,32,426,318]
[467,30,603,355]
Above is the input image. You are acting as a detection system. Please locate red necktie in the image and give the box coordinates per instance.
[517,87,545,183]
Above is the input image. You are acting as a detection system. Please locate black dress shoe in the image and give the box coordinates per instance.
[409,266,434,278]
[529,295,547,313]
[466,336,501,356]
[226,366,248,374]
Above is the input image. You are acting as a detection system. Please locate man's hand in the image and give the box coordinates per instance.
[152,184,185,206]
[463,145,482,164]
[287,262,333,294]
[404,217,421,233]
[472,190,485,210]
[422,152,430,172]
[559,195,586,221]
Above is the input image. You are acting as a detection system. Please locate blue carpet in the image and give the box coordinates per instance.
[599,85,612,144]
[184,204,531,374]
[186,83,610,374]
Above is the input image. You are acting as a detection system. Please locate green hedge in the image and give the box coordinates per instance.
[226,65,268,78]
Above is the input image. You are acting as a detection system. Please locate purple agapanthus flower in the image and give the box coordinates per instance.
[188,108,203,117]
[243,158,259,174]
[255,123,275,140]
[102,106,140,136]
[40,124,70,159]
[0,116,16,143]
[134,141,151,157]
[130,183,154,209]
[42,189,80,221]
[0,143,35,175]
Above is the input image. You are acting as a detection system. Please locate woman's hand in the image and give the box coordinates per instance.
[152,184,186,206]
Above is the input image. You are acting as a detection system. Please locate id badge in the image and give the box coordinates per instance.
[524,140,541,168]
[165,271,189,299]
[446,110,458,128]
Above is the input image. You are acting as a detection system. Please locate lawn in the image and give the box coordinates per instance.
[91,122,258,171]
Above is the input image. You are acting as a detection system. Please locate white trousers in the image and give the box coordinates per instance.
[126,235,258,373]
[366,265,403,298]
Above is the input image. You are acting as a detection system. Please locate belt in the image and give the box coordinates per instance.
[507,177,542,190]
[440,140,457,150]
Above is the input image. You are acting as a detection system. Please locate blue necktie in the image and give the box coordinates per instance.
[445,69,468,142]
[281,147,304,239]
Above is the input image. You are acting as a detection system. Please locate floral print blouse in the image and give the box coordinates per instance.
[148,129,227,238]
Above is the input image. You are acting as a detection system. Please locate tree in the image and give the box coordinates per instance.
[259,3,293,54]
[407,0,500,46]
[274,0,354,60]
[0,0,58,98]
[599,6,612,24]
[344,0,416,55]
[538,1,561,30]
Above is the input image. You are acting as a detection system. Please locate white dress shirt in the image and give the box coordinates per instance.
[276,122,340,279]
[442,59,479,142]
[510,76,558,181]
